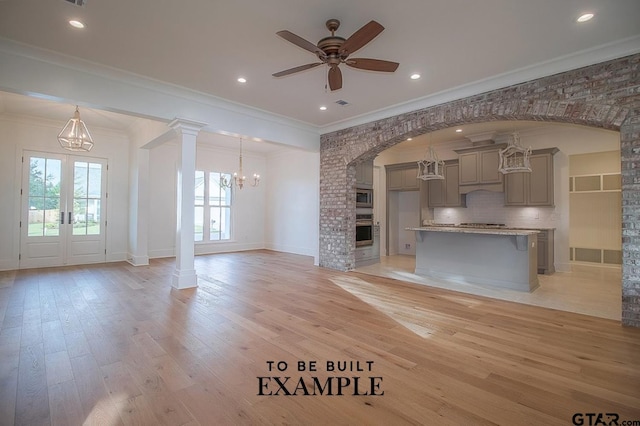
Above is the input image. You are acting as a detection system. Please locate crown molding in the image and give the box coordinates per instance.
[319,35,640,134]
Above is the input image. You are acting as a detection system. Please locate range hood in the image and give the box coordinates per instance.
[454,133,506,194]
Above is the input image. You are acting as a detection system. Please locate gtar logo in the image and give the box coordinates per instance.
[572,413,619,426]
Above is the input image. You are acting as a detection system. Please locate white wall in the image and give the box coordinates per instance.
[375,124,620,273]
[147,140,269,258]
[0,110,320,271]
[265,148,320,263]
[0,114,131,270]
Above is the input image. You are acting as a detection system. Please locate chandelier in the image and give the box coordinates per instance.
[417,146,444,181]
[220,138,260,189]
[498,132,531,174]
[57,106,94,152]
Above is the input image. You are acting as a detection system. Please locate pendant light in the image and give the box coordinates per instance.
[220,138,260,189]
[498,131,531,174]
[417,135,444,181]
[57,106,94,152]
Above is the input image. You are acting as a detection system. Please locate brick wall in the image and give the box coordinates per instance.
[320,54,640,326]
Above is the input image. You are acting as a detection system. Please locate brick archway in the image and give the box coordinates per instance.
[320,54,640,326]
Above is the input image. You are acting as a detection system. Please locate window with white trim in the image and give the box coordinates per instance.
[195,170,232,242]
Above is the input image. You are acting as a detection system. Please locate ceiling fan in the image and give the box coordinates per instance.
[272,19,399,91]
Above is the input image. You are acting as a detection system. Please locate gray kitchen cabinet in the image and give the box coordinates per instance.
[504,148,558,206]
[536,229,555,274]
[454,144,505,193]
[428,161,466,207]
[386,163,419,191]
[355,160,374,187]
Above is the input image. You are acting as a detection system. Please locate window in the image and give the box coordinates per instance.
[195,170,232,242]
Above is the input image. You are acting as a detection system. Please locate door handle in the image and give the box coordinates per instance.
[61,212,64,225]
[69,212,72,225]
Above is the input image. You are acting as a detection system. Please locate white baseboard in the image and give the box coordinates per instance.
[126,253,149,266]
[149,248,175,259]
[265,242,316,257]
[0,258,18,272]
[107,252,128,263]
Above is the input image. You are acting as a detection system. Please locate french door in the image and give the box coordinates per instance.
[20,150,108,268]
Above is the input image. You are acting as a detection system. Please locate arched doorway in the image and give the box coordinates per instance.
[319,54,640,326]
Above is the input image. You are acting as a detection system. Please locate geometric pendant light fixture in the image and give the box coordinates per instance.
[417,145,445,180]
[417,133,445,181]
[498,131,531,174]
[57,105,94,152]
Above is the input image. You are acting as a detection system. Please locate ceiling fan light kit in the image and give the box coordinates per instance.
[273,19,399,91]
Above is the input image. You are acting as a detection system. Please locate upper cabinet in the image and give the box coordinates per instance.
[455,144,505,194]
[386,163,419,191]
[355,160,374,187]
[427,160,466,207]
[504,148,558,206]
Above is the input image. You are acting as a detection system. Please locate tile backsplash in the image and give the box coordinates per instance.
[432,190,559,228]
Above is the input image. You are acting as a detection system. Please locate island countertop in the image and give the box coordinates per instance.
[406,226,540,236]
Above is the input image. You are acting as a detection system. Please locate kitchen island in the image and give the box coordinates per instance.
[406,226,540,292]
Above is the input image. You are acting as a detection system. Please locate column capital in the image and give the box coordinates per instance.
[169,117,208,135]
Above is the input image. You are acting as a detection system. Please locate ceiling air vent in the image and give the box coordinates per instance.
[64,0,87,6]
[335,100,350,107]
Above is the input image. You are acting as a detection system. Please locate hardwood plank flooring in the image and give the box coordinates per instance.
[0,250,638,425]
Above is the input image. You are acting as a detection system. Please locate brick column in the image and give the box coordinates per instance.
[621,114,640,327]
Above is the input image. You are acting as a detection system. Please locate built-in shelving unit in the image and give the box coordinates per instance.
[569,173,622,193]
[569,171,622,265]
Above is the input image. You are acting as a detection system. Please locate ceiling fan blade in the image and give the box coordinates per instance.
[340,20,384,56]
[328,66,342,91]
[272,62,323,77]
[276,30,324,56]
[346,58,399,72]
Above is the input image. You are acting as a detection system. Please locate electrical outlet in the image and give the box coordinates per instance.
[405,243,411,249]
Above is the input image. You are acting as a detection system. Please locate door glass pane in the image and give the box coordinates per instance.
[73,161,102,236]
[28,157,61,237]
[29,158,45,197]
[44,199,60,236]
[73,199,87,235]
[87,200,100,235]
[87,163,102,198]
[28,208,44,237]
[74,162,88,197]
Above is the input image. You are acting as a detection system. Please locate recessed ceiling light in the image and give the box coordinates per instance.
[319,106,327,111]
[455,129,463,133]
[410,74,421,80]
[577,13,594,23]
[407,138,412,141]
[237,77,247,83]
[69,20,85,29]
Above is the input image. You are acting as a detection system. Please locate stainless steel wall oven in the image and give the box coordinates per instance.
[355,213,374,247]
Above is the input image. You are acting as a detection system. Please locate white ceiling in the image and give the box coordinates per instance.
[0,0,638,131]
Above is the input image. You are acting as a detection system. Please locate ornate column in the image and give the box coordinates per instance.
[169,118,207,289]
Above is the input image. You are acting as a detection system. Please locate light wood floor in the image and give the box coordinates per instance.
[355,255,622,320]
[0,250,639,425]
